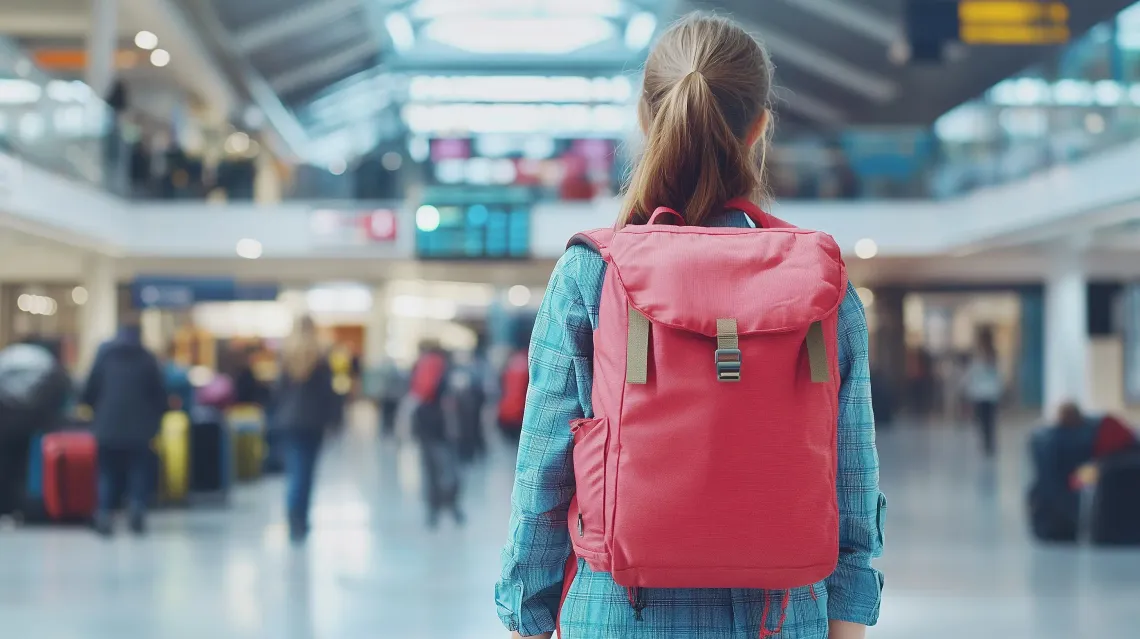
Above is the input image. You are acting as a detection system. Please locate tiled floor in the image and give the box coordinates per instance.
[1,408,1138,638]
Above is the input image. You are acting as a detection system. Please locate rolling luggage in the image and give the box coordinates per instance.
[189,407,231,496]
[227,404,265,482]
[41,431,98,521]
[157,411,190,504]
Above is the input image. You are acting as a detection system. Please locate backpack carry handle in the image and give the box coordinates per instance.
[648,207,685,226]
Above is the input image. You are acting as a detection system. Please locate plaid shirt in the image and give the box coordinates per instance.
[496,212,885,638]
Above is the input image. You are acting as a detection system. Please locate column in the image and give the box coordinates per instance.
[871,287,907,410]
[86,0,118,98]
[78,256,118,375]
[363,283,391,369]
[1043,255,1089,418]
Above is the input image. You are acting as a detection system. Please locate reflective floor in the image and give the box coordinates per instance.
[1,406,1138,639]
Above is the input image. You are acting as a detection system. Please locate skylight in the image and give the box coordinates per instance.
[410,0,624,19]
[423,17,617,55]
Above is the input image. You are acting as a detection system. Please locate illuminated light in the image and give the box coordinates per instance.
[14,58,32,78]
[72,286,89,305]
[225,131,251,154]
[508,285,532,307]
[328,159,347,175]
[381,151,403,171]
[1094,80,1124,106]
[401,102,635,135]
[1053,79,1093,106]
[424,17,615,55]
[0,79,43,105]
[16,295,31,312]
[416,205,441,232]
[243,106,265,129]
[958,0,1069,23]
[408,136,430,162]
[187,366,213,387]
[1085,112,1106,134]
[959,23,1069,45]
[385,11,416,53]
[236,238,263,259]
[856,287,876,308]
[854,238,879,260]
[17,294,58,316]
[411,0,623,19]
[134,31,158,50]
[407,75,633,104]
[625,12,657,50]
[150,48,171,67]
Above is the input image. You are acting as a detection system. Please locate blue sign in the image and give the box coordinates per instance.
[131,277,279,309]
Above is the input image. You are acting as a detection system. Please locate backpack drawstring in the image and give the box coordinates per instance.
[758,589,790,638]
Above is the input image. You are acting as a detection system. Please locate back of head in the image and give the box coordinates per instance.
[621,13,773,227]
[283,316,321,382]
[1058,402,1084,429]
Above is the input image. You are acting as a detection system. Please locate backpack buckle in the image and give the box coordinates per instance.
[714,348,742,382]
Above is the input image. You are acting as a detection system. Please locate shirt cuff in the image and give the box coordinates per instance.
[826,563,884,626]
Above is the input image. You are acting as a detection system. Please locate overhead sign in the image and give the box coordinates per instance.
[131,277,279,309]
[310,208,400,246]
[958,0,1070,45]
[907,0,1070,61]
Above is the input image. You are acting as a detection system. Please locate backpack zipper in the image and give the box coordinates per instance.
[627,587,647,621]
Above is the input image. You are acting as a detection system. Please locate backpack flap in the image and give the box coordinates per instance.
[608,225,847,385]
[609,225,846,333]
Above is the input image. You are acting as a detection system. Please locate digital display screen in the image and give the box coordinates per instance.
[415,204,530,259]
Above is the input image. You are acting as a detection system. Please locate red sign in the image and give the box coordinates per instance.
[362,209,398,242]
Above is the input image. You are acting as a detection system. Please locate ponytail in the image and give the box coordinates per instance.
[619,14,772,228]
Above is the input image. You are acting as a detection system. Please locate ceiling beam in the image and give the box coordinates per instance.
[773,0,901,46]
[270,41,378,94]
[757,27,899,103]
[774,87,846,125]
[234,0,360,53]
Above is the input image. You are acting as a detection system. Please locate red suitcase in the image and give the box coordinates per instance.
[42,432,98,521]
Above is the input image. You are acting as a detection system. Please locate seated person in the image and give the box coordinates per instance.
[1028,403,1139,542]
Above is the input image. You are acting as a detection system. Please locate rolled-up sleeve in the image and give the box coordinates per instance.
[496,249,595,636]
[826,284,886,625]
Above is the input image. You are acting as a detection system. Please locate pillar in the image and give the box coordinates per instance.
[86,0,118,99]
[1043,255,1089,418]
[363,283,391,369]
[1123,283,1140,405]
[78,256,118,375]
[871,287,907,407]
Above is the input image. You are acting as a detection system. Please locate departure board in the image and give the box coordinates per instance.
[415,204,531,259]
[907,0,1070,61]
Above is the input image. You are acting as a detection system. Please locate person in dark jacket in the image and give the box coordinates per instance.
[270,317,337,543]
[83,324,167,536]
[409,343,464,528]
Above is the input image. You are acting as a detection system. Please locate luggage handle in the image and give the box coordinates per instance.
[54,451,68,516]
[648,207,685,226]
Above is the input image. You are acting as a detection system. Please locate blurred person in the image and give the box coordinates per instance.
[375,358,406,439]
[496,15,883,639]
[408,342,464,528]
[162,344,194,413]
[83,322,167,536]
[1028,403,1139,541]
[451,350,487,462]
[963,330,1002,456]
[234,345,269,407]
[270,317,337,543]
[496,344,529,444]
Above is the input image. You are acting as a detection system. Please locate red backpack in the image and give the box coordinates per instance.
[566,198,847,593]
[498,351,529,428]
[409,352,447,403]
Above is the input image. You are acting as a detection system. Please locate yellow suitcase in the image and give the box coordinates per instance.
[157,411,190,504]
[227,404,265,482]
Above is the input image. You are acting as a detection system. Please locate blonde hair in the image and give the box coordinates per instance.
[283,316,321,382]
[620,14,773,227]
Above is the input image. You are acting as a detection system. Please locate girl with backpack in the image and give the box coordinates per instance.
[495,14,884,639]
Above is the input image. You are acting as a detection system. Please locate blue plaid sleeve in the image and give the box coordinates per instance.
[496,247,598,636]
[826,283,886,626]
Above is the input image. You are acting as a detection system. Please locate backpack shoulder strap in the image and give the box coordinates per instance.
[567,228,616,255]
